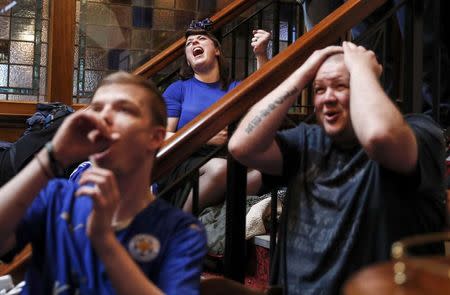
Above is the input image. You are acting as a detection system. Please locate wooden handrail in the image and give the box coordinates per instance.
[153,0,388,180]
[0,102,85,117]
[0,245,31,282]
[132,0,259,79]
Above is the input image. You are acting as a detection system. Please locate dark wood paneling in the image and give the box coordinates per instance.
[47,0,76,105]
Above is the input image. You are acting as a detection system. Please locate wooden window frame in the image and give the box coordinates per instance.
[0,0,77,117]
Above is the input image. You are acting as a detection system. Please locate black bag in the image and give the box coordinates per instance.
[0,103,75,186]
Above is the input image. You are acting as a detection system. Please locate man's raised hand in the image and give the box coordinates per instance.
[51,110,120,168]
[342,41,382,78]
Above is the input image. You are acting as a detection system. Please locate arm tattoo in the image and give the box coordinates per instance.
[245,87,299,134]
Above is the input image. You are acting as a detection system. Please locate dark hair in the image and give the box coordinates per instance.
[179,29,231,90]
[94,71,167,128]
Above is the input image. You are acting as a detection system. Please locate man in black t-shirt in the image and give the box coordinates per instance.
[229,43,447,294]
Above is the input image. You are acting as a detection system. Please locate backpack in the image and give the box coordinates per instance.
[0,103,75,186]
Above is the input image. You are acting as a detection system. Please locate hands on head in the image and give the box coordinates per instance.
[342,41,382,78]
[300,42,381,84]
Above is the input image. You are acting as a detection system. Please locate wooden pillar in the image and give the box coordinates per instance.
[47,0,76,105]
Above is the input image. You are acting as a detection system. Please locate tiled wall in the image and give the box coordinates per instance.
[73,0,233,103]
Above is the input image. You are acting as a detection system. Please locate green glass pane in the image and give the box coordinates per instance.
[11,17,35,41]
[9,65,32,87]
[10,41,34,64]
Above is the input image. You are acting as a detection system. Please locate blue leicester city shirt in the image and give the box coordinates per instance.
[10,163,207,295]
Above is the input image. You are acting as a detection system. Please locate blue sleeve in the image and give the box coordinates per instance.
[157,222,207,295]
[163,80,184,118]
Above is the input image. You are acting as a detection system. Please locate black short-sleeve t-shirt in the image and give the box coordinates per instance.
[266,114,446,295]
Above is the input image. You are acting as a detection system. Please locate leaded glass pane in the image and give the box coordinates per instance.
[11,0,36,18]
[10,41,34,64]
[9,65,32,87]
[0,40,8,63]
[0,64,7,86]
[84,70,106,92]
[86,47,107,70]
[11,17,35,41]
[1,0,50,102]
[0,16,10,39]
[43,0,49,19]
[73,0,222,102]
[39,66,46,95]
[41,43,47,66]
[42,19,48,42]
[74,45,79,68]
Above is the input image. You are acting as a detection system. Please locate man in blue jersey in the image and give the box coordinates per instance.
[0,72,207,295]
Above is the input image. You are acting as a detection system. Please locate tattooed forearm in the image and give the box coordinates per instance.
[245,87,299,134]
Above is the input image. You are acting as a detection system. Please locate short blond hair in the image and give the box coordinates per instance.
[94,71,167,128]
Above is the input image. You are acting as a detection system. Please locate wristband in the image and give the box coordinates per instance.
[45,142,65,178]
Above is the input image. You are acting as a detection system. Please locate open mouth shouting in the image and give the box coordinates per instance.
[323,110,340,123]
[192,47,204,58]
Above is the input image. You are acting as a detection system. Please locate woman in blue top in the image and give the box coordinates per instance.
[160,19,271,212]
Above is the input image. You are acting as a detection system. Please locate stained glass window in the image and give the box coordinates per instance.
[73,0,218,103]
[0,0,50,101]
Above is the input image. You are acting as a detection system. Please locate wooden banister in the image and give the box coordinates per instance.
[132,0,259,79]
[153,0,388,180]
[0,245,31,283]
